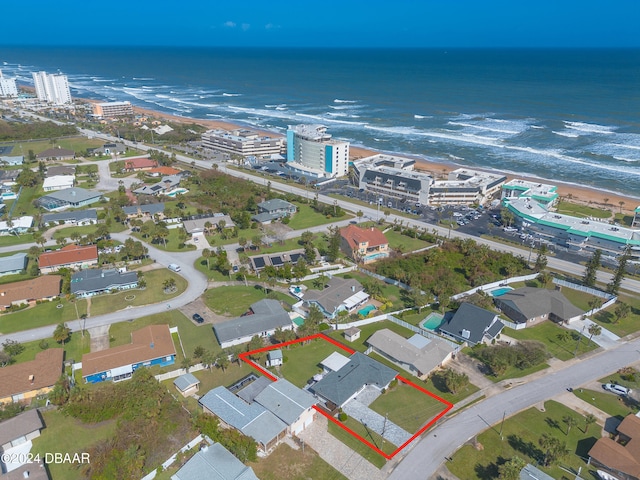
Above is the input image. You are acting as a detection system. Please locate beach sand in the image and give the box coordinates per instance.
[91,101,639,215]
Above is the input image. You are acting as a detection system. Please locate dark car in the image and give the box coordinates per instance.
[192,313,204,324]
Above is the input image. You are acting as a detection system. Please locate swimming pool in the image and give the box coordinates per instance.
[490,287,513,297]
[165,188,189,197]
[422,312,444,330]
[358,305,376,317]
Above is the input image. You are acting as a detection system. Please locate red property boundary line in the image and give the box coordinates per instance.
[238,332,453,459]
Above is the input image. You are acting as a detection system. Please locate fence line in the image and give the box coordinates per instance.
[140,434,203,480]
[451,273,540,300]
[387,315,461,351]
[552,278,614,300]
[154,363,205,382]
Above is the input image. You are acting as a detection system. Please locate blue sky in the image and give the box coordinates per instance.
[3,0,639,48]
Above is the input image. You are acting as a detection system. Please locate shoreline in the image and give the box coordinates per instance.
[95,101,639,215]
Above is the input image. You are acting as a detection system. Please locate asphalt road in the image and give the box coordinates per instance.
[387,337,640,480]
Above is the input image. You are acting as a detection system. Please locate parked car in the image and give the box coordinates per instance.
[603,383,631,396]
[192,313,204,324]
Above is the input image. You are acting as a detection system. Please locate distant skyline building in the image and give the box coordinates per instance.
[92,101,133,117]
[31,71,72,105]
[286,124,349,178]
[201,128,286,159]
[0,70,18,97]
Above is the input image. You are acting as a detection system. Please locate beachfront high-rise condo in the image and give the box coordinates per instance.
[0,70,19,98]
[32,71,72,105]
[286,125,349,178]
[92,101,134,118]
[202,129,286,159]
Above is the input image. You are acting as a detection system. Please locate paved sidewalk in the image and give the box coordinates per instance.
[298,415,385,480]
[344,399,413,447]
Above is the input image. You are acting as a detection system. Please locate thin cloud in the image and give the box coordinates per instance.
[223,21,236,28]
[241,23,251,31]
[265,23,281,30]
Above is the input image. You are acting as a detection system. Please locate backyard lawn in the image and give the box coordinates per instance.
[11,331,90,365]
[448,401,599,480]
[369,382,450,433]
[87,269,187,316]
[0,297,88,334]
[593,293,640,337]
[327,320,415,353]
[504,322,598,361]
[32,409,117,480]
[202,285,295,317]
[249,443,348,480]
[278,338,349,388]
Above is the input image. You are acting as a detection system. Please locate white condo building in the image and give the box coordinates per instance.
[0,70,18,97]
[32,71,72,105]
[286,125,349,178]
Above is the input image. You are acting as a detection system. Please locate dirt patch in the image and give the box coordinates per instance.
[179,298,228,325]
[88,325,111,352]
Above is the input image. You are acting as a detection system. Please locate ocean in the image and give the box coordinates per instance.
[2,46,640,197]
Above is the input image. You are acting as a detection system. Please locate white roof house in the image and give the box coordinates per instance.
[42,175,74,192]
[0,216,33,235]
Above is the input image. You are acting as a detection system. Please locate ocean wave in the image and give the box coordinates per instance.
[613,156,639,163]
[414,114,431,119]
[132,77,155,80]
[222,93,241,97]
[552,130,580,138]
[449,121,521,135]
[295,113,367,126]
[565,121,616,134]
[334,99,358,103]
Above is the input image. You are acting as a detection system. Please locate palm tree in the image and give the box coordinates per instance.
[202,248,211,270]
[562,414,577,435]
[584,414,597,433]
[588,323,602,345]
[619,200,625,213]
[613,302,631,324]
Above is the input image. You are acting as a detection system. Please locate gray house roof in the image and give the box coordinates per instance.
[42,209,97,225]
[0,252,27,274]
[45,165,76,177]
[439,303,504,346]
[237,376,272,404]
[258,198,296,213]
[0,409,43,446]
[213,299,291,345]
[366,329,454,376]
[519,464,554,480]
[70,268,138,295]
[173,373,200,392]
[172,442,259,480]
[303,277,366,315]
[254,378,316,425]
[123,203,165,216]
[37,187,102,205]
[199,386,287,446]
[311,352,397,407]
[183,215,235,234]
[495,287,584,323]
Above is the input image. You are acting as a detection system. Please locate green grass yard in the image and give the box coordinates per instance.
[573,388,638,418]
[10,330,90,365]
[0,298,88,335]
[286,203,352,230]
[504,322,598,361]
[381,228,432,253]
[278,338,346,388]
[0,137,106,157]
[593,293,640,337]
[327,418,394,469]
[133,228,197,252]
[202,285,295,318]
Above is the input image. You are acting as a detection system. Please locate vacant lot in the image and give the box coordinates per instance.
[202,285,294,317]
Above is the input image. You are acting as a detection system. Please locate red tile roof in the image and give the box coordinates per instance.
[82,325,176,376]
[124,157,158,170]
[147,166,181,175]
[0,349,64,399]
[340,224,388,249]
[38,244,98,269]
[0,275,62,308]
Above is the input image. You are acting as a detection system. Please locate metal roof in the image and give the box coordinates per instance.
[0,252,27,274]
[173,442,259,480]
[213,300,292,344]
[254,379,316,425]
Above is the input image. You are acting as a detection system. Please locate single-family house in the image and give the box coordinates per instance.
[183,215,236,235]
[38,244,98,273]
[303,276,369,319]
[0,155,23,166]
[123,202,165,218]
[0,409,45,475]
[199,386,288,454]
[249,249,306,273]
[0,216,33,235]
[133,175,180,196]
[36,148,75,161]
[152,125,173,135]
[588,414,640,480]
[0,276,62,310]
[266,349,283,367]
[81,324,176,383]
[213,299,293,348]
[253,378,316,435]
[42,209,97,227]
[147,166,181,177]
[171,442,259,480]
[173,373,200,397]
[494,287,584,326]
[89,143,127,156]
[0,349,64,404]
[366,329,455,379]
[124,157,158,172]
[310,352,397,409]
[70,268,139,297]
[35,187,103,211]
[252,198,297,224]
[45,165,75,177]
[0,252,27,276]
[438,303,504,346]
[42,175,74,192]
[339,224,389,264]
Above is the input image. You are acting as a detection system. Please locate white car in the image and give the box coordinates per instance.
[603,383,631,396]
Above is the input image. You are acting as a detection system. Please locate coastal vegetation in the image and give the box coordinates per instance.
[0,119,78,142]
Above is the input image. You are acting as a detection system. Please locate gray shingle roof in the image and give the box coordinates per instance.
[199,386,287,446]
[254,379,316,425]
[38,187,102,204]
[213,299,291,345]
[438,303,503,346]
[495,287,584,323]
[123,203,165,216]
[70,268,138,295]
[173,373,200,392]
[311,352,397,407]
[303,277,365,315]
[0,252,27,274]
[172,442,259,480]
[42,209,97,225]
[237,376,272,404]
[0,409,43,446]
[258,198,296,213]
